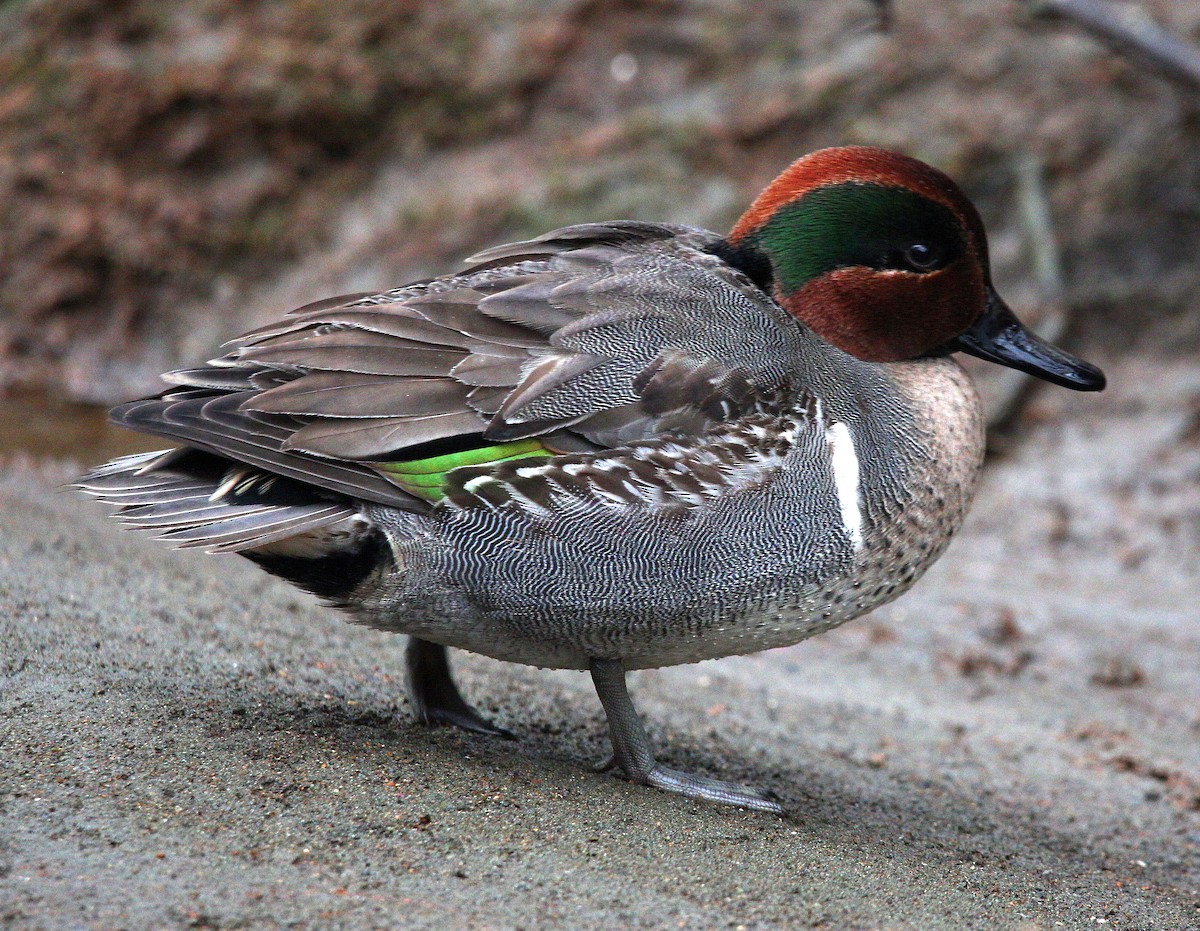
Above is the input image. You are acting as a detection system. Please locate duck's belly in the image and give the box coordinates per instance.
[358,386,981,669]
[360,497,947,670]
[364,480,854,670]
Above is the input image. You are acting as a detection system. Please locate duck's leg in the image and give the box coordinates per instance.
[588,658,782,813]
[404,638,513,738]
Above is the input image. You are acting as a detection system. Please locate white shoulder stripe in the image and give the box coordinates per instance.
[825,420,863,551]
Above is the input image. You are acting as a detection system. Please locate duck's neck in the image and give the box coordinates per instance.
[882,356,985,537]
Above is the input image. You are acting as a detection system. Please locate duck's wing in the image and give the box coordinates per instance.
[111,221,810,511]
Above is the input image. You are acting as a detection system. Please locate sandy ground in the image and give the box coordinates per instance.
[2,346,1199,930]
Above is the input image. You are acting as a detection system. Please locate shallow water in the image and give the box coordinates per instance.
[0,390,165,463]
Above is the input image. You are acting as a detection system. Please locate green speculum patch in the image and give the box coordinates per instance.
[373,438,552,502]
[747,182,964,294]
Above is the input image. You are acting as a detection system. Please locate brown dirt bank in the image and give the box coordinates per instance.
[3,1,1199,402]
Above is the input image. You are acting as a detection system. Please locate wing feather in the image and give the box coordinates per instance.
[249,373,472,418]
[103,221,808,509]
[286,410,487,459]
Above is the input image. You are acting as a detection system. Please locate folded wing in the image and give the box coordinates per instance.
[112,221,808,511]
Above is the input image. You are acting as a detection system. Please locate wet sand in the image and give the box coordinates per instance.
[2,347,1198,929]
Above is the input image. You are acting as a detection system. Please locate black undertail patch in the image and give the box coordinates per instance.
[243,525,392,607]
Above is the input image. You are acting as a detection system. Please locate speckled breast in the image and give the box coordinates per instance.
[358,357,984,671]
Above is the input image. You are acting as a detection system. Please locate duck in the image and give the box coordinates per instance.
[78,146,1105,813]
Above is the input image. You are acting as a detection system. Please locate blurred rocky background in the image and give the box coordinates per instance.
[4,5,1200,926]
[1,0,1198,412]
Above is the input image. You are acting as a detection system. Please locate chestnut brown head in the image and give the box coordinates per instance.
[728,147,1104,390]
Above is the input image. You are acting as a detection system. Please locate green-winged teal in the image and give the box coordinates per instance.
[79,146,1105,812]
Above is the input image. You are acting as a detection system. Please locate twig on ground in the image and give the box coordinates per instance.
[1030,0,1200,89]
[866,0,893,33]
[1016,152,1066,303]
[986,154,1070,432]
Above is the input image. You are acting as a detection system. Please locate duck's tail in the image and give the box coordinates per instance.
[76,449,391,606]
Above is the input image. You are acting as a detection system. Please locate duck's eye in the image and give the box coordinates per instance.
[901,242,942,271]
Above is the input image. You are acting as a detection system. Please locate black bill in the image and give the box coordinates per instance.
[948,288,1105,391]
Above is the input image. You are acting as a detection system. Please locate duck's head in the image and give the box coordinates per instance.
[727,146,1105,391]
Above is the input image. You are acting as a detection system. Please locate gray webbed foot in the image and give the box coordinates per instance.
[636,763,782,811]
[405,638,514,739]
[589,658,783,814]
